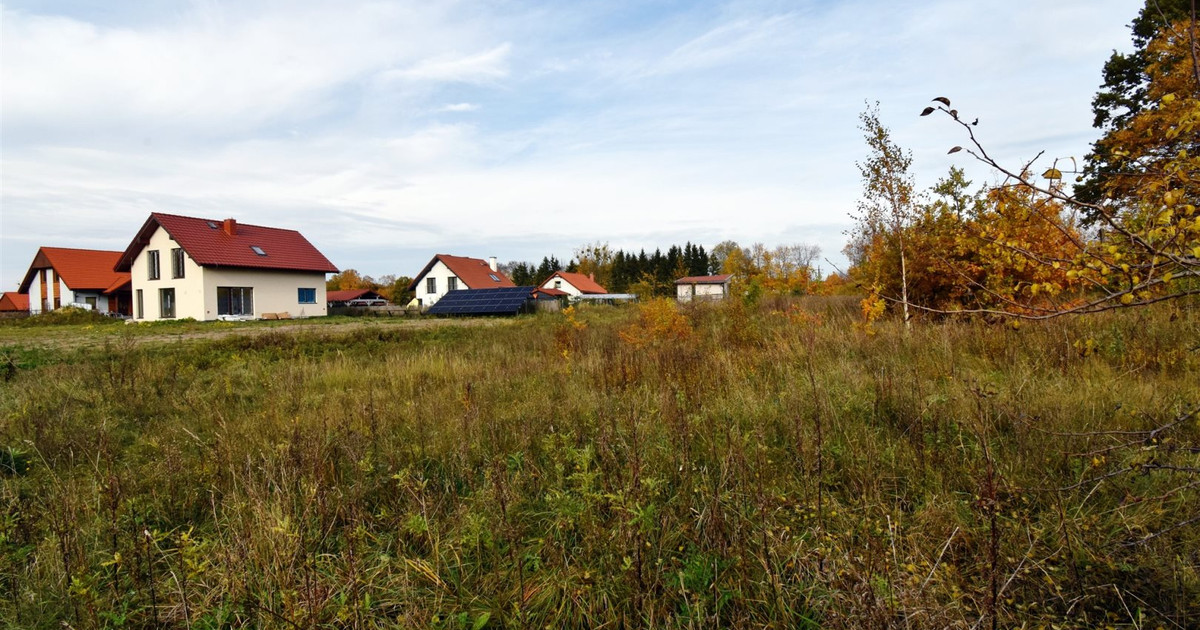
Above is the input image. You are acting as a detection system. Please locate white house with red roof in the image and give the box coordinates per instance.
[407,254,515,308]
[17,247,132,315]
[115,213,338,321]
[539,270,607,297]
[675,274,733,302]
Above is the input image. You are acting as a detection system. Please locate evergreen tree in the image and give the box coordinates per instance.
[1077,0,1194,212]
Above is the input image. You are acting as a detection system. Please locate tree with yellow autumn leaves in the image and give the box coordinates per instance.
[851,10,1198,319]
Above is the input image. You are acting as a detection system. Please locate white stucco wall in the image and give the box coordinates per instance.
[26,269,116,313]
[417,260,461,307]
[66,291,114,312]
[130,225,329,321]
[540,276,582,297]
[676,282,728,302]
[201,268,327,320]
[28,271,49,313]
[130,226,207,320]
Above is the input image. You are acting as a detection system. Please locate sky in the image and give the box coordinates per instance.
[1,0,1141,289]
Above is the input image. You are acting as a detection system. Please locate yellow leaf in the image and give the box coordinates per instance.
[1120,293,1134,305]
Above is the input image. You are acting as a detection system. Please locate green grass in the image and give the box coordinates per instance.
[0,298,1196,628]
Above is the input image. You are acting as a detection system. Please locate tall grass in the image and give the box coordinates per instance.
[0,298,1196,628]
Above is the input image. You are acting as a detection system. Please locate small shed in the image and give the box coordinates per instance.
[0,292,30,318]
[675,274,733,302]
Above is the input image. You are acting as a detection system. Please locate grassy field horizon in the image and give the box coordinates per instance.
[1,298,1197,628]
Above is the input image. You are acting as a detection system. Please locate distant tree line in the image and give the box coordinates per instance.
[326,270,414,303]
[506,240,831,298]
[503,242,711,297]
[327,239,834,304]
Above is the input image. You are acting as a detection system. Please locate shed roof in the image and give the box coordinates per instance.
[675,274,733,285]
[327,289,383,302]
[0,292,30,312]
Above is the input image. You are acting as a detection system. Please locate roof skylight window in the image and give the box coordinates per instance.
[489,274,500,282]
[207,221,218,229]
[250,245,267,256]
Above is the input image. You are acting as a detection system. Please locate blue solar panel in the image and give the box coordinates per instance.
[427,287,534,315]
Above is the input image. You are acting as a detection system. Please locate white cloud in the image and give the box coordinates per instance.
[380,44,512,84]
[440,103,480,112]
[0,3,503,139]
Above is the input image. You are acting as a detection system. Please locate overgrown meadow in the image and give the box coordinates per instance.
[0,299,1197,628]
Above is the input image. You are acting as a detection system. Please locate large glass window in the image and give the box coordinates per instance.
[147,250,160,280]
[159,288,175,318]
[298,288,316,304]
[171,248,185,278]
[426,277,437,294]
[217,287,254,316]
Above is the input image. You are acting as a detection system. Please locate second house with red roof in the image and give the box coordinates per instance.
[115,213,339,321]
[407,254,515,308]
[538,270,608,297]
[18,247,132,315]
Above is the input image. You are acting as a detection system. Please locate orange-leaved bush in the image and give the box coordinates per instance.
[619,298,692,349]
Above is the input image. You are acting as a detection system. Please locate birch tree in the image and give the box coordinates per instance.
[852,103,917,326]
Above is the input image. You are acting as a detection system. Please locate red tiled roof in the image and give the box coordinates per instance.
[103,277,132,295]
[327,289,382,302]
[407,254,515,291]
[0,292,29,312]
[675,274,733,285]
[18,247,131,293]
[535,287,568,297]
[544,270,607,294]
[115,213,338,274]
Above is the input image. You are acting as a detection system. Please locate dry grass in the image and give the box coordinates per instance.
[0,297,1196,628]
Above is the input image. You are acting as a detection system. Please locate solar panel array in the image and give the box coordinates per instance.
[427,287,534,315]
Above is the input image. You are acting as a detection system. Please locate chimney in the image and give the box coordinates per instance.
[222,218,237,236]
[589,272,595,281]
[489,256,497,272]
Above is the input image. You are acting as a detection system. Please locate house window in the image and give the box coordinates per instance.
[136,290,143,319]
[298,288,316,304]
[489,274,501,282]
[171,248,185,278]
[84,296,97,309]
[159,288,175,318]
[250,246,267,256]
[217,287,254,316]
[554,280,562,289]
[426,277,437,294]
[447,277,458,291]
[148,250,160,280]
